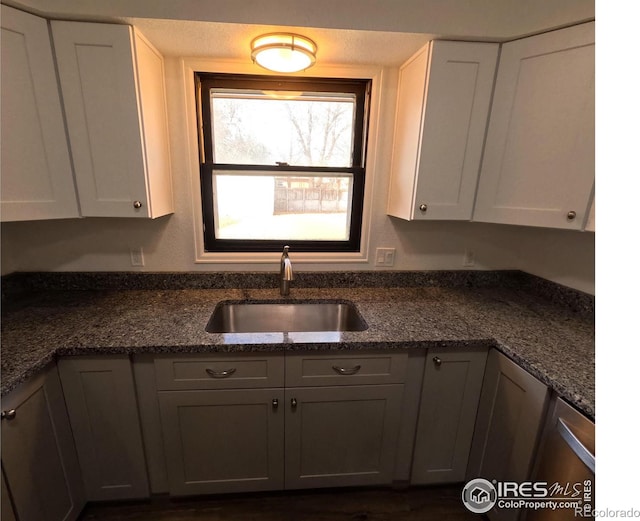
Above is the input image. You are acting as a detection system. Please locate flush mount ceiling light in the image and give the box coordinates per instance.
[250,33,317,73]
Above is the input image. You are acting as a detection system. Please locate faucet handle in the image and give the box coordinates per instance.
[283,245,290,254]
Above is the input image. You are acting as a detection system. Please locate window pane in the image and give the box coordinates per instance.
[210,90,356,167]
[213,174,352,241]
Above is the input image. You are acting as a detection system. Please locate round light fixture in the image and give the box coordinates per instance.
[250,33,317,73]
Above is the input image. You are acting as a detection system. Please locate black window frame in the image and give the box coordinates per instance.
[196,72,370,253]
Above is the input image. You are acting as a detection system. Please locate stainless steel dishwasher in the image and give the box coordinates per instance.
[524,396,595,520]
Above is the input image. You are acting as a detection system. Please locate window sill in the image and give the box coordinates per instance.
[195,250,369,264]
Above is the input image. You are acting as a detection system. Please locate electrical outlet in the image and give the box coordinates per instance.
[375,248,396,267]
[463,249,475,267]
[130,247,145,267]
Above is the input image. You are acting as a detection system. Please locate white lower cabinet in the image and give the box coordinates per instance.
[0,347,559,512]
[151,351,407,496]
[411,348,488,484]
[57,356,150,501]
[467,349,550,521]
[0,365,84,521]
[284,385,404,489]
[152,349,557,498]
[158,388,285,495]
[283,351,407,489]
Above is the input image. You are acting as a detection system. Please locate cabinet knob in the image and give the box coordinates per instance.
[566,211,577,221]
[419,204,428,212]
[291,398,297,409]
[272,399,279,409]
[133,200,143,209]
[1,409,16,420]
[433,356,442,367]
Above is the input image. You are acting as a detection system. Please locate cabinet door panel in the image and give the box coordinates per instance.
[51,22,149,217]
[413,41,498,220]
[285,385,403,489]
[1,367,84,521]
[158,389,285,495]
[0,5,79,221]
[58,356,149,501]
[412,348,487,484]
[474,23,594,229]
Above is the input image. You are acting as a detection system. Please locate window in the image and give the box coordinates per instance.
[196,73,370,252]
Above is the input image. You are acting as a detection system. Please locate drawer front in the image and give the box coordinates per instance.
[154,353,285,390]
[285,351,408,387]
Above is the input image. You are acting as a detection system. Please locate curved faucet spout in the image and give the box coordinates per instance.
[280,245,294,296]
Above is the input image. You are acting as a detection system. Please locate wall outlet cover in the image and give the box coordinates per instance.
[463,250,475,267]
[130,247,145,267]
[375,247,396,267]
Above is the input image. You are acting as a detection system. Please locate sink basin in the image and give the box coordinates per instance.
[206,300,368,333]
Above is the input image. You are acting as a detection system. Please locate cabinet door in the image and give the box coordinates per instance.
[585,197,595,232]
[474,23,595,230]
[0,5,79,222]
[387,41,498,220]
[158,388,285,496]
[1,366,84,521]
[285,385,403,489]
[58,356,149,501]
[1,470,17,521]
[412,348,487,484]
[50,22,173,218]
[467,350,549,521]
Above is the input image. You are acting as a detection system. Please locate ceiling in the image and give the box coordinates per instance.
[4,0,595,68]
[123,18,434,66]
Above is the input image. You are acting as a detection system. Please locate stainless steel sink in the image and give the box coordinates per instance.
[205,300,368,333]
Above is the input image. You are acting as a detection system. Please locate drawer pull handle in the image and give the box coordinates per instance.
[205,368,237,378]
[332,365,362,376]
[433,356,442,367]
[272,399,279,409]
[291,398,297,409]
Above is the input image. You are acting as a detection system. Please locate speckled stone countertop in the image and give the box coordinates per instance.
[0,276,594,419]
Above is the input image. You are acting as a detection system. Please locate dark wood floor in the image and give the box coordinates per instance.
[79,485,482,520]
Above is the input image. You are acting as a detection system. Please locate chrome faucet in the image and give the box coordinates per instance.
[280,245,294,296]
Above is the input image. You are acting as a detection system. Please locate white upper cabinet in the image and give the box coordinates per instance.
[473,22,595,230]
[387,41,499,220]
[0,6,80,222]
[51,22,173,218]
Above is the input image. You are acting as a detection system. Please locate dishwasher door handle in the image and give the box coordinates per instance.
[557,417,595,473]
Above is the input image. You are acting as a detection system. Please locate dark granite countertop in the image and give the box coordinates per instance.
[0,279,594,419]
